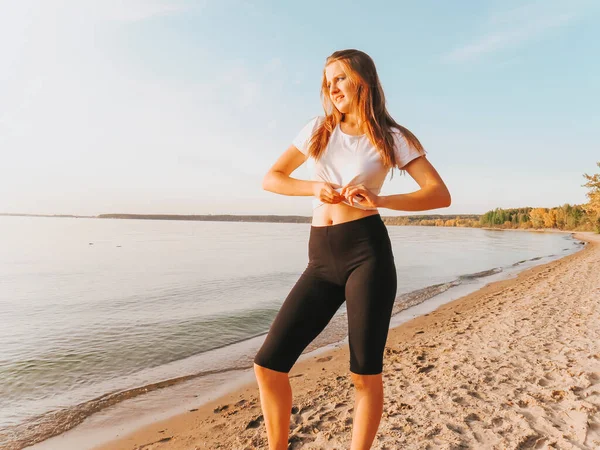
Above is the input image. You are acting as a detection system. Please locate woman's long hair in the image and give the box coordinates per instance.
[307,49,425,171]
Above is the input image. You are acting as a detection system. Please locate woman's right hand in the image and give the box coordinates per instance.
[313,182,344,204]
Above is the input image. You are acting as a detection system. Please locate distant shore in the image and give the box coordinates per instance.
[0,211,490,225]
[3,212,592,233]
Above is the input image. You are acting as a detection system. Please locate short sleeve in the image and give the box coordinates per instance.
[292,116,323,155]
[393,130,425,169]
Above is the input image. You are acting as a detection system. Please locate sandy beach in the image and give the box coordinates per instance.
[90,231,600,450]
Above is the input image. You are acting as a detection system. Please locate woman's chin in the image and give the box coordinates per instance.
[336,104,350,114]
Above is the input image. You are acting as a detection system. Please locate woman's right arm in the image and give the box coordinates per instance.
[262,145,343,203]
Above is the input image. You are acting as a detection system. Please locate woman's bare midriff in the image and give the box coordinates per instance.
[311,202,380,227]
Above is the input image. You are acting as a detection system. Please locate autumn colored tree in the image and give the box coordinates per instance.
[583,162,600,233]
[543,209,557,228]
[529,208,546,229]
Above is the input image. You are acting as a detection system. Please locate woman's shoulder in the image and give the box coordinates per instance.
[293,115,327,154]
[387,124,427,167]
[389,124,409,136]
[295,115,325,133]
[388,126,410,148]
[307,115,326,127]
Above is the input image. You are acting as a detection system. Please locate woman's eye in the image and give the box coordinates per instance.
[326,77,344,90]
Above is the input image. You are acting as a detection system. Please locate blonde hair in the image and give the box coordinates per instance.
[307,49,425,171]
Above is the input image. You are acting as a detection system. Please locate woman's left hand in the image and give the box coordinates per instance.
[340,184,380,208]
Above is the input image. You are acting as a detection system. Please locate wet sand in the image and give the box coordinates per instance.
[92,232,600,450]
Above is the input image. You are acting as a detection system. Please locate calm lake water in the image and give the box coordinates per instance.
[0,216,582,449]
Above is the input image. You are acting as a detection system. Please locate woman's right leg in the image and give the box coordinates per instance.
[253,364,292,450]
[254,271,345,450]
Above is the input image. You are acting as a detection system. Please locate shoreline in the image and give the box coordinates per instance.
[3,213,594,234]
[31,231,596,449]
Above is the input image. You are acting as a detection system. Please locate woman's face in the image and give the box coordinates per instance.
[325,60,357,114]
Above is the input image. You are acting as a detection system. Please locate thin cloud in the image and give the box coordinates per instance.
[94,0,199,22]
[213,58,286,109]
[263,58,283,75]
[442,2,583,63]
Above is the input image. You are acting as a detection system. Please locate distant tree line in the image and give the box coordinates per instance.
[478,205,590,231]
[382,215,481,228]
[478,162,600,233]
[389,162,600,233]
[97,214,311,223]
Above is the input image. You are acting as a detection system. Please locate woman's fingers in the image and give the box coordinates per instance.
[319,184,344,203]
[320,183,375,205]
[343,184,364,195]
[346,187,364,203]
[342,184,377,207]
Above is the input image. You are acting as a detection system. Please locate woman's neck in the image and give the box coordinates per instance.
[342,113,360,129]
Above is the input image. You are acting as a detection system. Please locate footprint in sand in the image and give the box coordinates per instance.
[587,372,600,382]
[446,423,466,435]
[417,364,435,374]
[467,390,482,399]
[451,396,466,405]
[213,404,229,413]
[516,433,546,449]
[245,416,262,429]
[491,417,504,428]
[464,413,481,422]
[316,356,332,362]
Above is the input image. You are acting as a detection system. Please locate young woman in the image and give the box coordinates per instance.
[253,49,451,450]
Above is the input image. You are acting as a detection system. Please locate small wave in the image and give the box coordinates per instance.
[513,252,570,266]
[458,267,503,280]
[391,281,461,316]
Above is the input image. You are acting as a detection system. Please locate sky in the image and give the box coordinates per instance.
[1,0,599,217]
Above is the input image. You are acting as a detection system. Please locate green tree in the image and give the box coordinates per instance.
[566,206,584,230]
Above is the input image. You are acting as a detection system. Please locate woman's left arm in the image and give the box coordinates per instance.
[377,156,451,211]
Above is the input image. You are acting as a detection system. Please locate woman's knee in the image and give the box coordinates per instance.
[254,363,289,384]
[350,372,383,392]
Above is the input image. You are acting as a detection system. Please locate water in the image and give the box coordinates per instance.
[0,216,582,449]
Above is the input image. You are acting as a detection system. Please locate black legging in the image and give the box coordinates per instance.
[254,214,397,375]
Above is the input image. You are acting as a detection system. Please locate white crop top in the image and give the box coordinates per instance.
[292,116,425,210]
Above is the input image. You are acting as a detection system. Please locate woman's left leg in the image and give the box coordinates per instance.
[349,372,384,450]
[344,258,397,450]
